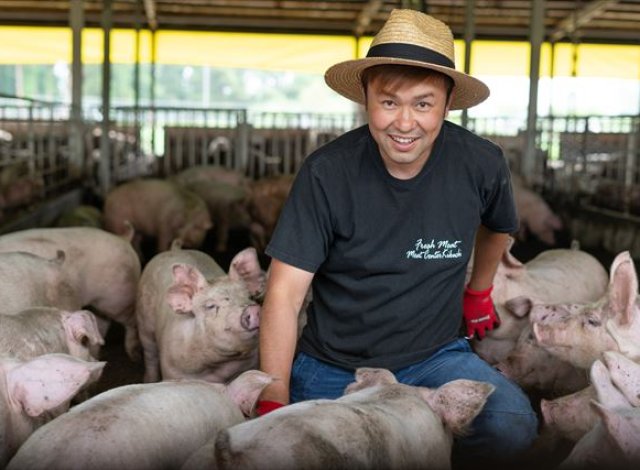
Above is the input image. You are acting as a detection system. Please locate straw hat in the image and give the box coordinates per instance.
[325,9,489,110]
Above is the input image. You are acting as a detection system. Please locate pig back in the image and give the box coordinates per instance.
[0,309,72,360]
[216,385,454,470]
[494,248,609,308]
[7,380,245,470]
[0,251,80,313]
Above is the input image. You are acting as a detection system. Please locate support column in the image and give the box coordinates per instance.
[523,0,545,184]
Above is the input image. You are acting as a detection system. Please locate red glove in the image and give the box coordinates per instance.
[463,284,500,340]
[255,400,285,416]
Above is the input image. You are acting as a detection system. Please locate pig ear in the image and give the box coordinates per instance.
[591,402,638,457]
[228,248,265,298]
[602,351,640,407]
[504,296,533,318]
[344,368,398,394]
[6,354,106,417]
[167,264,208,314]
[62,310,105,347]
[608,251,637,326]
[501,243,524,270]
[420,379,495,436]
[224,370,273,416]
[590,361,631,409]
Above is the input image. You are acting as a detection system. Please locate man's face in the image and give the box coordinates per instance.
[366,75,451,180]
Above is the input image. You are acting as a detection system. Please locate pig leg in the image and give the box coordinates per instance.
[139,331,161,383]
[157,227,175,253]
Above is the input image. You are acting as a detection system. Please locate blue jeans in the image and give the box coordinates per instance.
[290,338,538,466]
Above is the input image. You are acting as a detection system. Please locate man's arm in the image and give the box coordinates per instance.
[467,225,510,290]
[462,225,511,339]
[259,258,314,405]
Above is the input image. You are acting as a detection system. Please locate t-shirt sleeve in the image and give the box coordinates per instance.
[480,154,519,233]
[265,159,333,273]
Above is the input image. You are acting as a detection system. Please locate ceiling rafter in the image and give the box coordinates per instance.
[549,0,619,42]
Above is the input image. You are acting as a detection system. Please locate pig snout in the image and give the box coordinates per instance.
[240,304,260,331]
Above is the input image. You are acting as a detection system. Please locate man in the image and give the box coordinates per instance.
[257,8,537,466]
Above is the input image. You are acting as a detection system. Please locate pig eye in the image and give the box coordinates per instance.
[585,315,601,327]
[204,302,219,313]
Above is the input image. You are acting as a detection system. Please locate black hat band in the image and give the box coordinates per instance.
[367,43,455,69]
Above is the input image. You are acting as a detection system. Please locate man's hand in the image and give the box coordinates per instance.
[463,284,500,340]
[255,400,285,416]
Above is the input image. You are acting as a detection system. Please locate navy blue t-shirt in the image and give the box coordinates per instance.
[266,121,518,370]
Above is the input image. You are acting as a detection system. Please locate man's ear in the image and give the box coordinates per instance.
[444,90,454,117]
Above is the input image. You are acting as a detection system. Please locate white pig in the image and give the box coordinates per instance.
[472,239,609,364]
[496,296,588,397]
[559,352,640,469]
[0,250,80,313]
[511,174,564,246]
[538,352,636,446]
[540,385,599,444]
[498,323,589,397]
[136,245,264,383]
[0,227,142,361]
[532,250,640,369]
[0,307,103,362]
[0,354,105,467]
[7,370,271,470]
[211,368,494,470]
[559,403,640,469]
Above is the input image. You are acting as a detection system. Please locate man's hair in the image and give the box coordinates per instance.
[361,64,454,104]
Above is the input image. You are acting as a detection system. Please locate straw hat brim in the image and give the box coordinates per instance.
[325,57,490,110]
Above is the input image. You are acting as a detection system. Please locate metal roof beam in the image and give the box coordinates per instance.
[353,0,383,37]
[550,0,618,42]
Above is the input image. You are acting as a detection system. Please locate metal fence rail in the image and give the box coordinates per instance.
[1,94,638,223]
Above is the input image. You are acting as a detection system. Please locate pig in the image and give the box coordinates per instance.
[540,385,599,444]
[103,178,212,254]
[210,368,494,470]
[172,165,251,190]
[0,354,105,467]
[559,403,640,469]
[532,250,640,369]
[0,163,44,210]
[537,352,636,447]
[0,250,80,314]
[136,244,264,383]
[0,227,142,361]
[497,321,589,397]
[0,307,103,362]
[246,174,294,252]
[471,239,609,365]
[7,369,271,470]
[559,353,640,469]
[176,179,252,253]
[511,173,563,246]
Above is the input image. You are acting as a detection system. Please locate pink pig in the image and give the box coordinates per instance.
[532,250,640,369]
[0,227,141,360]
[7,370,271,470]
[136,244,264,383]
[0,354,105,467]
[471,239,608,365]
[0,307,103,362]
[104,178,212,253]
[211,368,494,470]
[559,351,640,469]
